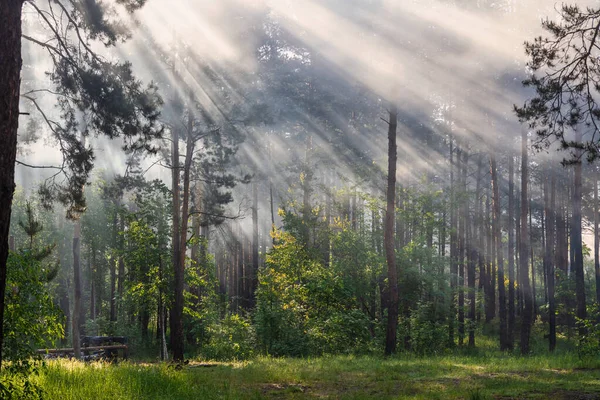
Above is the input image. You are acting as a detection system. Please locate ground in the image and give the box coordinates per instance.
[37,350,600,399]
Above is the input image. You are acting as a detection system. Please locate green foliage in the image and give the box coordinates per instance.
[576,304,600,360]
[402,302,449,356]
[201,314,255,361]
[183,242,220,349]
[255,228,374,356]
[3,253,64,361]
[1,204,65,400]
[0,359,44,400]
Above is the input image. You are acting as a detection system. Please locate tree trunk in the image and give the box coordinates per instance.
[485,185,495,323]
[491,154,509,350]
[89,248,96,321]
[250,180,259,307]
[118,214,125,310]
[384,106,399,356]
[507,155,515,349]
[529,197,537,319]
[0,0,24,369]
[449,138,457,344]
[110,209,117,322]
[469,155,482,347]
[595,175,600,305]
[544,171,556,351]
[171,123,184,362]
[269,140,276,246]
[72,221,82,359]
[520,129,533,355]
[556,187,568,275]
[458,147,467,346]
[573,129,587,333]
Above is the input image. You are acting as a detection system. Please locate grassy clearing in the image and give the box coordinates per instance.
[36,350,600,399]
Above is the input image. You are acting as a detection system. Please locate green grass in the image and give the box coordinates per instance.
[35,350,600,399]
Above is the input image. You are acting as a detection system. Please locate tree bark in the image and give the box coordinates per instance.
[110,208,117,322]
[530,197,537,319]
[520,129,533,355]
[384,106,399,356]
[491,154,509,350]
[72,221,82,359]
[0,0,24,369]
[507,155,515,349]
[171,123,184,361]
[595,175,600,305]
[449,138,457,344]
[544,171,556,351]
[458,147,467,346]
[250,180,259,307]
[469,155,482,347]
[573,129,587,333]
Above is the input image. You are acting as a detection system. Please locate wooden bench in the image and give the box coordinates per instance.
[38,336,129,360]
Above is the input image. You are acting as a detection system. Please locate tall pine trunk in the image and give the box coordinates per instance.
[171,124,184,361]
[595,176,600,305]
[72,221,82,359]
[0,0,24,369]
[491,154,508,350]
[250,180,259,307]
[507,155,515,349]
[384,106,399,356]
[544,172,556,351]
[573,129,586,332]
[520,130,533,354]
[469,155,482,347]
[110,209,117,322]
[449,139,457,344]
[458,147,467,346]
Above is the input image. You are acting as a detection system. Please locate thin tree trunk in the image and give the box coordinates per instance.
[118,214,125,310]
[516,195,522,316]
[520,129,533,355]
[530,197,537,319]
[485,185,495,323]
[544,171,556,351]
[250,180,259,307]
[507,155,515,349]
[90,248,96,321]
[72,221,82,359]
[477,156,486,323]
[573,129,587,333]
[449,138,457,344]
[595,175,600,305]
[0,0,24,369]
[110,209,117,322]
[269,141,276,246]
[458,147,467,346]
[469,155,482,347]
[491,154,509,350]
[384,106,399,356]
[171,123,183,361]
[556,187,568,275]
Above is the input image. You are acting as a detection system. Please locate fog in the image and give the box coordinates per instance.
[16,0,596,242]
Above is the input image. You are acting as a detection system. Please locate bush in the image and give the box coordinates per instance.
[201,314,255,360]
[404,301,448,355]
[576,304,600,360]
[309,310,373,355]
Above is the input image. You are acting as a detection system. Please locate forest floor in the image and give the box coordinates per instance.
[37,343,600,400]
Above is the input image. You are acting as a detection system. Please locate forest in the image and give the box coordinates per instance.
[2,0,600,399]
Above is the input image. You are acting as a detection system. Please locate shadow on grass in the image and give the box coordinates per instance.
[37,354,600,400]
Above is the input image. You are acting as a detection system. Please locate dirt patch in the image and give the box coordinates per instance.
[261,383,307,396]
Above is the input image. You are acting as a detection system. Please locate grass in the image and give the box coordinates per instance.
[35,349,600,399]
